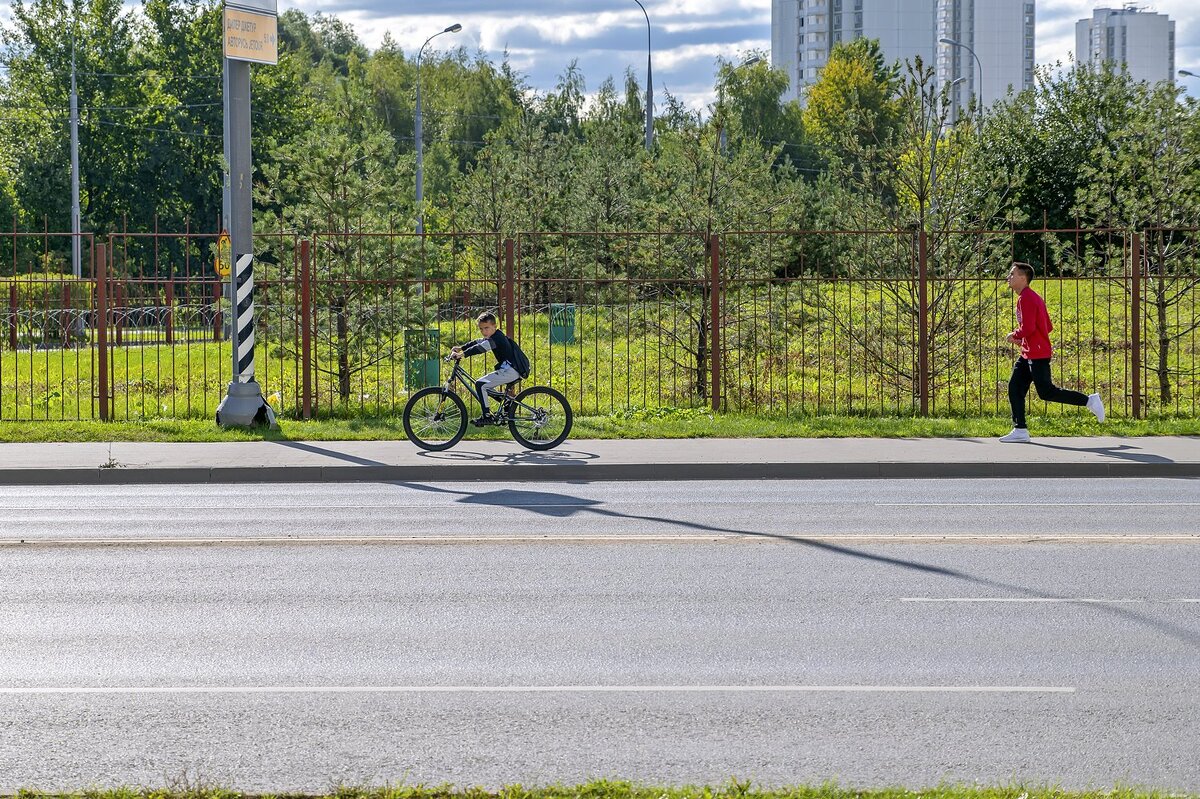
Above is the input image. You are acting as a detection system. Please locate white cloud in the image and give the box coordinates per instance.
[285,0,1198,105]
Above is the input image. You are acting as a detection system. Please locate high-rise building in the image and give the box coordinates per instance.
[1075,7,1175,85]
[771,0,1034,109]
[938,0,1036,121]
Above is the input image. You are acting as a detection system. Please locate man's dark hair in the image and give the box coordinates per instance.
[476,311,498,325]
[1012,262,1035,282]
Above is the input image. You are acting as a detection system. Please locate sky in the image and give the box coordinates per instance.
[1,0,1196,105]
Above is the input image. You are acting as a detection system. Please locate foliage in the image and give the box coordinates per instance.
[802,38,902,158]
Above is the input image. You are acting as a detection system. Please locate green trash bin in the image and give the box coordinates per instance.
[549,303,576,344]
[404,329,441,390]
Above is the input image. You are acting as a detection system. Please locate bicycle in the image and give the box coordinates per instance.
[402,355,573,451]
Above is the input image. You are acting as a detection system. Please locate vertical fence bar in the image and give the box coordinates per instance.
[918,230,929,416]
[503,238,515,338]
[114,284,124,347]
[96,242,109,422]
[213,281,223,341]
[1131,231,1142,419]
[300,238,313,419]
[710,234,721,413]
[165,280,175,345]
[8,283,17,350]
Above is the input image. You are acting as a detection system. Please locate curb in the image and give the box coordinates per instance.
[2,460,1198,485]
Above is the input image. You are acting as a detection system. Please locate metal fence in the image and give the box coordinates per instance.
[2,225,1196,422]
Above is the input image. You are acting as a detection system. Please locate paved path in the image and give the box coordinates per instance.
[1,436,1197,484]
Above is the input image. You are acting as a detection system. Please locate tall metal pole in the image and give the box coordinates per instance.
[70,35,81,279]
[415,24,461,235]
[216,53,274,426]
[939,38,983,115]
[633,0,653,151]
[414,55,424,235]
[718,56,761,154]
[223,56,252,385]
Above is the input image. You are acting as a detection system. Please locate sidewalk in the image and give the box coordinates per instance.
[0,436,1197,485]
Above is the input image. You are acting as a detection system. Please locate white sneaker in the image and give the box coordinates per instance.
[1087,393,1105,423]
[999,428,1031,443]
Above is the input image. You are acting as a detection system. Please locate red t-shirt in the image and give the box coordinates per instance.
[1012,287,1053,360]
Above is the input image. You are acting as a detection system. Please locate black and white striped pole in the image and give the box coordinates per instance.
[215,0,278,427]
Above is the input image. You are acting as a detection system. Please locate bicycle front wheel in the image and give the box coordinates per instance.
[508,386,572,450]
[403,388,468,451]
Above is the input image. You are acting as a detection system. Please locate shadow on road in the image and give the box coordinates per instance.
[387,480,1200,651]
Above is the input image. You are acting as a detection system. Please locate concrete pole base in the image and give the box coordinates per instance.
[216,380,278,428]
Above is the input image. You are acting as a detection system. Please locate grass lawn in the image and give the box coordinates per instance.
[2,280,1197,423]
[0,410,1193,444]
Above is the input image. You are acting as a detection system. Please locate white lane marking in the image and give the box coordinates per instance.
[3,533,1200,547]
[0,685,1076,695]
[901,598,1200,604]
[878,503,1200,507]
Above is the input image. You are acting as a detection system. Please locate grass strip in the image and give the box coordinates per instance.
[0,411,1195,444]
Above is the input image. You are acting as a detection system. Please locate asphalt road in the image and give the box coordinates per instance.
[0,478,1198,792]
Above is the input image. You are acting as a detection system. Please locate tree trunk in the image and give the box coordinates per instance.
[696,301,709,402]
[1155,274,1172,405]
[335,295,351,401]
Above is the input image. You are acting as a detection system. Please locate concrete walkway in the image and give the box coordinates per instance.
[0,436,1197,485]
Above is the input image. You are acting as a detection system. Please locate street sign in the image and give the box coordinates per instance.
[223,6,278,65]
[216,230,232,277]
[225,0,277,14]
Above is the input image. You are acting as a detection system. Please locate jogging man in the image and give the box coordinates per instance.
[1000,262,1105,443]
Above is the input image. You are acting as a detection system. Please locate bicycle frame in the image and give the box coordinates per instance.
[442,358,521,417]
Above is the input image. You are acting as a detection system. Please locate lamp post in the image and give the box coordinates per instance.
[939,37,983,116]
[415,23,461,235]
[1180,69,1198,79]
[633,0,653,151]
[717,55,761,153]
[930,76,968,227]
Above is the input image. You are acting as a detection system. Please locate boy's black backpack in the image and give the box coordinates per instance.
[510,338,531,379]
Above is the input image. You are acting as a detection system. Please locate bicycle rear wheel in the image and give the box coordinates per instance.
[508,386,572,450]
[403,388,468,451]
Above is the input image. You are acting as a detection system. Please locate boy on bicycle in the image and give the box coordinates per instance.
[451,312,530,425]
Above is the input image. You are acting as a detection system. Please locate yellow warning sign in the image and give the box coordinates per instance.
[223,6,278,65]
[216,231,232,278]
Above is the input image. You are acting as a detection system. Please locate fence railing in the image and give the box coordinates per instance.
[1,226,1196,422]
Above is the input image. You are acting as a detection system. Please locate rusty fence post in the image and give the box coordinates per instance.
[710,234,721,413]
[95,243,109,422]
[1131,231,1142,419]
[300,238,313,420]
[503,238,515,338]
[918,230,929,416]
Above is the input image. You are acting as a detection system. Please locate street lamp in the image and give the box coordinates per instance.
[415,23,461,235]
[930,76,968,226]
[939,37,983,115]
[633,0,653,151]
[1179,70,1198,79]
[717,55,762,153]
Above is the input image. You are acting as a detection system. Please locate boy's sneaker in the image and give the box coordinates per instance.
[472,412,495,427]
[999,428,1031,443]
[1087,393,1105,423]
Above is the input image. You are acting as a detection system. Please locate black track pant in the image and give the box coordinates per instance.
[1009,357,1088,429]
